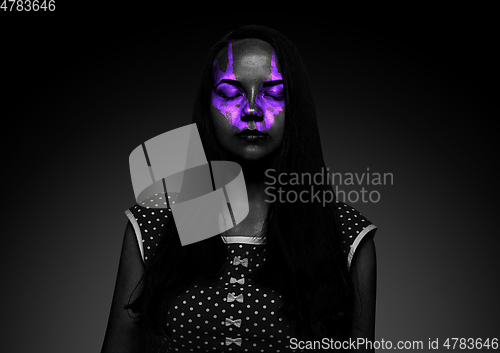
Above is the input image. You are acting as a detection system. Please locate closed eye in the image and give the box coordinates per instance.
[221,93,243,100]
[263,83,284,100]
[264,93,284,100]
[215,82,243,100]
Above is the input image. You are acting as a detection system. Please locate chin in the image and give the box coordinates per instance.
[223,149,268,163]
[237,145,269,161]
[240,154,267,162]
[220,143,279,164]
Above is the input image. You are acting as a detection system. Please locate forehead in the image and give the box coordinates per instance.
[213,39,282,80]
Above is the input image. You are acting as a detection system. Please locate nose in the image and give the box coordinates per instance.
[241,97,263,124]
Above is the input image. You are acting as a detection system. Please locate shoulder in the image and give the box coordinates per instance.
[124,192,173,264]
[335,201,377,269]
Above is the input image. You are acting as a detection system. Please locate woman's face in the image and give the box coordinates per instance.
[211,39,285,161]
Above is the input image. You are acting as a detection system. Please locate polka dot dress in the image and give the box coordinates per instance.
[124,194,377,352]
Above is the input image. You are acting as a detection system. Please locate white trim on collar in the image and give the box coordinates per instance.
[222,236,267,245]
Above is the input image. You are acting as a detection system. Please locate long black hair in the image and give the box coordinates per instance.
[126,24,356,349]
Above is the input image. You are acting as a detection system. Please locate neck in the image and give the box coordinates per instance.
[226,151,280,207]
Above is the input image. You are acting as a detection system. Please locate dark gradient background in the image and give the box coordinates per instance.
[1,11,498,353]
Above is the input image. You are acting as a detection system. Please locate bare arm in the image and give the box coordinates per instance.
[101,220,150,353]
[349,234,377,352]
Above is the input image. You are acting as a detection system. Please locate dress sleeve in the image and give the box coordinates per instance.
[123,192,172,265]
[336,201,377,269]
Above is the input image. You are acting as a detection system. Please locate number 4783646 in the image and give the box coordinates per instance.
[1,0,56,11]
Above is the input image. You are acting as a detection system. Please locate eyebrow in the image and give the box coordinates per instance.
[215,79,242,88]
[263,80,284,88]
[215,79,284,88]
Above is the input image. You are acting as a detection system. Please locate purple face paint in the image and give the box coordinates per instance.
[211,40,285,132]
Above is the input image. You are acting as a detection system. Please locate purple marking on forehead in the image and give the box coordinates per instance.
[213,41,236,85]
[212,40,285,132]
[267,48,282,81]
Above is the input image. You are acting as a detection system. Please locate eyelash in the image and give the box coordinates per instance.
[217,92,284,101]
[221,94,242,101]
[264,94,284,100]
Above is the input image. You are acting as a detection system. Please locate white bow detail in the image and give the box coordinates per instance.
[225,337,242,346]
[230,277,245,285]
[227,292,244,303]
[233,256,248,267]
[225,318,242,328]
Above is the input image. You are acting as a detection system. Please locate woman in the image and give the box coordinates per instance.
[101,25,377,352]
